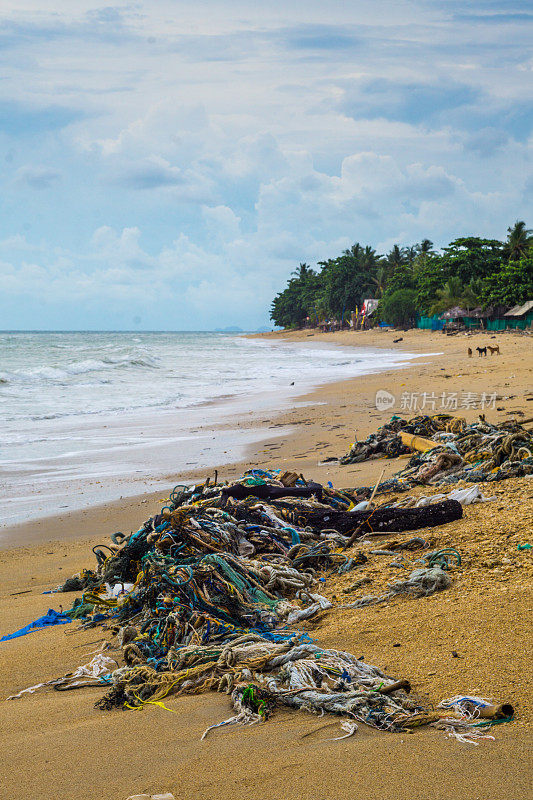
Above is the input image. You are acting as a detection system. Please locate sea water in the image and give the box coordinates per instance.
[0,332,421,526]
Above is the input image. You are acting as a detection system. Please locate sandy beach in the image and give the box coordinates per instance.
[1,328,532,800]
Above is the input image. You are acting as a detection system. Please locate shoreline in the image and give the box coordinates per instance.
[1,335,429,543]
[1,335,424,532]
[2,327,531,549]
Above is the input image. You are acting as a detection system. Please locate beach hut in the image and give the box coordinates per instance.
[439,306,469,331]
[439,306,494,331]
[461,307,492,329]
[501,300,533,330]
[484,301,533,331]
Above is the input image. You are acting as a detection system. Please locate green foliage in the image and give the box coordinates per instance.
[269,263,320,328]
[481,256,533,306]
[415,253,451,314]
[385,262,415,294]
[380,289,418,327]
[269,222,531,329]
[318,244,378,320]
[439,237,503,283]
[505,221,532,261]
[429,276,483,314]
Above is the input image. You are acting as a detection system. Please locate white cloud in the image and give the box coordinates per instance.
[15,165,62,189]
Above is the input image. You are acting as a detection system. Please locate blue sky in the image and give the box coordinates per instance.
[0,1,531,330]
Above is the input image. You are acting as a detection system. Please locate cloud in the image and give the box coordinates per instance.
[15,165,62,189]
[113,156,184,190]
[91,225,157,270]
[282,24,359,51]
[444,101,533,141]
[464,127,509,157]
[0,5,141,49]
[0,101,83,135]
[0,1,530,329]
[340,78,480,126]
[202,205,241,243]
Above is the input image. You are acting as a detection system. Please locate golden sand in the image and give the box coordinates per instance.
[1,328,532,800]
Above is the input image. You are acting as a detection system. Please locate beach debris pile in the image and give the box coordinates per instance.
[341,414,533,489]
[4,469,512,742]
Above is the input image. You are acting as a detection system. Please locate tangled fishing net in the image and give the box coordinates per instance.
[341,414,533,492]
[5,468,512,742]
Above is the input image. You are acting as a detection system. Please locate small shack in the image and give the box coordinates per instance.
[440,306,496,330]
[461,307,492,329]
[439,306,469,330]
[484,300,533,331]
[502,300,533,330]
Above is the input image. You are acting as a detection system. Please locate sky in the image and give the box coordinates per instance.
[0,1,532,330]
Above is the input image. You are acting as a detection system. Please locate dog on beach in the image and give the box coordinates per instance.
[488,345,500,355]
[468,347,472,357]
[476,346,487,357]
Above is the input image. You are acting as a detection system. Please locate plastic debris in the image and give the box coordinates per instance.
[0,608,71,642]
[411,485,496,506]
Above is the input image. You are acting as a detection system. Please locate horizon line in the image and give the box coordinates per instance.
[0,328,273,334]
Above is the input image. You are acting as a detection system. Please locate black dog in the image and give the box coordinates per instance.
[476,346,487,357]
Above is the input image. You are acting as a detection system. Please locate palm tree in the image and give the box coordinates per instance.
[405,246,418,266]
[370,265,387,298]
[362,245,379,265]
[462,278,483,311]
[419,239,433,254]
[291,263,313,280]
[342,243,362,262]
[431,276,466,314]
[505,221,532,261]
[386,244,406,270]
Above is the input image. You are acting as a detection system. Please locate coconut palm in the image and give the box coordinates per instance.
[370,266,387,298]
[505,221,532,261]
[431,276,466,314]
[462,278,483,311]
[386,244,406,270]
[291,263,314,280]
[405,246,418,266]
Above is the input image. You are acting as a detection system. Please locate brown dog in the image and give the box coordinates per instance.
[468,347,472,357]
[488,345,500,355]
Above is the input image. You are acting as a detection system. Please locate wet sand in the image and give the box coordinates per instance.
[1,328,532,799]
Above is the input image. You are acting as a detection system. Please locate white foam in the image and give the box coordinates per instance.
[0,331,427,527]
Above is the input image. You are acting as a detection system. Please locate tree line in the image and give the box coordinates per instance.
[270,221,533,328]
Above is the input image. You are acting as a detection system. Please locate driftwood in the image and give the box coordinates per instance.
[294,499,463,538]
[222,481,323,502]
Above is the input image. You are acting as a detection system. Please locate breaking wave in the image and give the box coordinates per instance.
[0,353,159,385]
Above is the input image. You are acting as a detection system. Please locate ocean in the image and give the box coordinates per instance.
[0,331,420,526]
